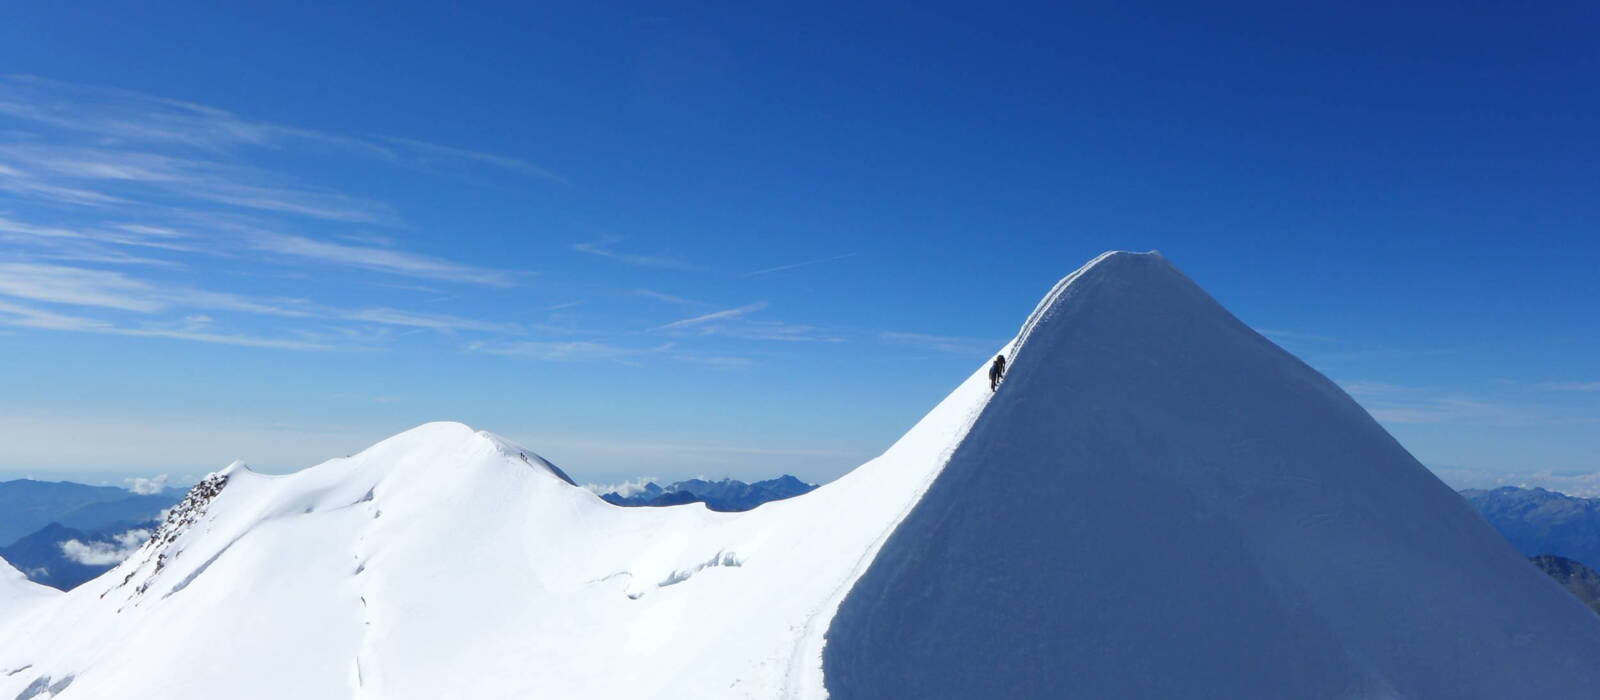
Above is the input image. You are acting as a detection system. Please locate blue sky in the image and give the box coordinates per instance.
[0,2,1596,489]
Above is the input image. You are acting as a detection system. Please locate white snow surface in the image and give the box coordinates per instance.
[0,557,54,617]
[4,251,1599,699]
[824,252,1600,698]
[0,337,991,699]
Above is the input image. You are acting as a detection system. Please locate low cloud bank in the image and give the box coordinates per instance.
[59,529,151,566]
[123,474,169,495]
[582,477,663,498]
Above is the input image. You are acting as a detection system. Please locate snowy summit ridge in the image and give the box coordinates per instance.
[5,251,1600,699]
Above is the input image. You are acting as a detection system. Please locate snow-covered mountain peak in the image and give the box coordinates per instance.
[318,420,576,488]
[822,251,1600,698]
[1005,249,1171,351]
[77,420,584,616]
[212,459,249,478]
[7,251,1600,699]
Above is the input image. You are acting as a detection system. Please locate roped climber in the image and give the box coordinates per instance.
[988,354,1007,391]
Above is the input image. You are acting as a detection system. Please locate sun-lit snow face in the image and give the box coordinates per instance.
[0,556,53,615]
[4,252,1600,700]
[0,330,1000,700]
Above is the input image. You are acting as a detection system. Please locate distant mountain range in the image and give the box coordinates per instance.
[598,475,816,511]
[1457,486,1600,617]
[0,479,187,591]
[1459,486,1600,570]
[0,520,160,591]
[0,479,187,545]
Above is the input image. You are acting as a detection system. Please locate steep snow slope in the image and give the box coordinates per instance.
[824,252,1600,698]
[3,251,1597,699]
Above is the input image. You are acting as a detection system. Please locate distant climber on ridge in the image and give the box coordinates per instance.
[988,354,1006,391]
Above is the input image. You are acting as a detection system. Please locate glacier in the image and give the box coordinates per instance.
[3,250,1598,699]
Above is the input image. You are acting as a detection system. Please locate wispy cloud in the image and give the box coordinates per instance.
[0,222,180,268]
[0,298,112,331]
[0,299,343,350]
[730,323,843,342]
[335,308,518,334]
[0,262,317,319]
[0,263,518,347]
[0,75,545,291]
[655,302,768,331]
[0,208,520,287]
[1257,328,1341,343]
[134,327,354,350]
[0,75,288,149]
[190,182,396,224]
[0,143,399,224]
[375,135,567,184]
[0,216,203,261]
[653,301,842,342]
[0,262,166,311]
[0,214,186,248]
[472,340,649,362]
[635,289,695,305]
[1337,380,1412,397]
[0,75,787,368]
[1366,397,1531,426]
[246,231,518,287]
[470,339,752,368]
[655,341,755,369]
[1530,381,1600,392]
[0,74,560,180]
[0,168,129,206]
[879,331,1000,357]
[1297,346,1462,364]
[572,236,702,271]
[1336,379,1548,426]
[742,252,856,277]
[0,215,206,269]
